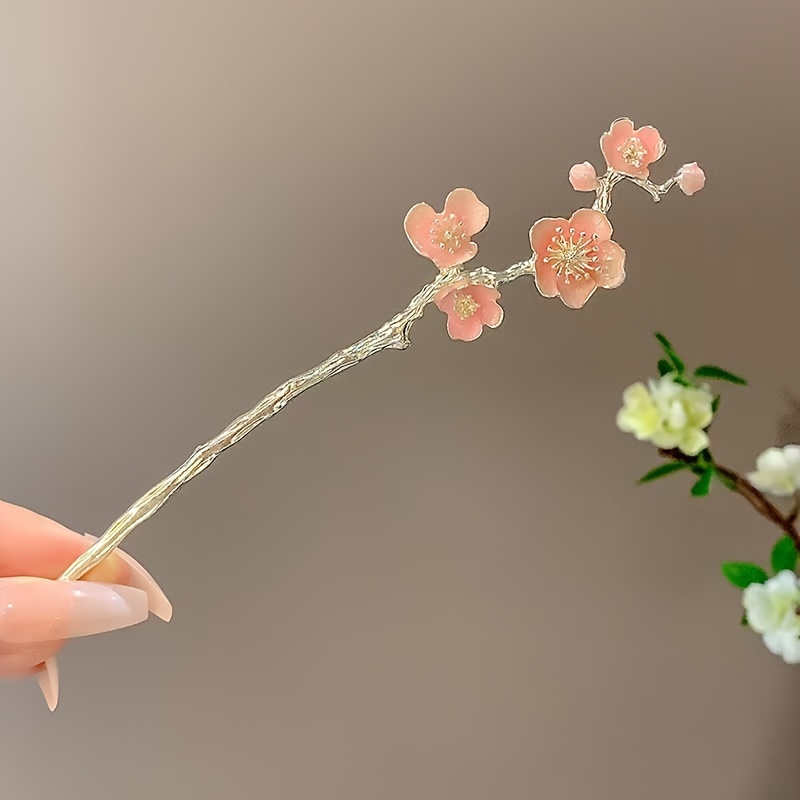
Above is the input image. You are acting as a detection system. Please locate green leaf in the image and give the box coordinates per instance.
[711,395,721,414]
[713,466,737,491]
[691,468,714,497]
[740,612,748,627]
[654,331,675,352]
[654,332,686,374]
[693,365,748,386]
[638,462,691,484]
[657,358,673,377]
[721,562,769,589]
[771,536,799,574]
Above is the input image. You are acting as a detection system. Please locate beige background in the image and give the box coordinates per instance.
[1,1,799,798]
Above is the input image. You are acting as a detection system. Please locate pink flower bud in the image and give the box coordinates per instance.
[676,162,705,196]
[568,162,600,192]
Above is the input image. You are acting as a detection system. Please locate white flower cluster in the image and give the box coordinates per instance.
[743,571,800,664]
[616,375,714,457]
[747,446,800,498]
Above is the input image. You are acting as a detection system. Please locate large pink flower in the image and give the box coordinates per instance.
[600,118,665,179]
[404,188,489,270]
[529,208,626,309]
[434,279,503,341]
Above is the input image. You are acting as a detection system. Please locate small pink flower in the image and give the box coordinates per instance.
[434,279,503,341]
[569,162,600,192]
[676,162,706,196]
[529,208,626,309]
[404,188,489,270]
[600,118,665,179]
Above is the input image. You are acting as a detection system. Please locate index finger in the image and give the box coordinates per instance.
[0,501,91,579]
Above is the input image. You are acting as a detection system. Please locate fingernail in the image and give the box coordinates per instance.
[84,534,173,622]
[65,583,149,638]
[36,657,59,711]
[0,578,148,642]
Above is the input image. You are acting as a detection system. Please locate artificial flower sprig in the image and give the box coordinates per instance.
[405,118,706,325]
[62,117,705,593]
[1,119,701,711]
[617,333,800,663]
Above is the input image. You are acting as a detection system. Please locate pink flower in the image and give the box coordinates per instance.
[529,208,626,309]
[676,162,706,196]
[404,188,489,270]
[600,118,665,178]
[434,279,503,341]
[569,162,600,192]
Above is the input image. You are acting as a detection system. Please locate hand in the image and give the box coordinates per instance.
[0,500,171,710]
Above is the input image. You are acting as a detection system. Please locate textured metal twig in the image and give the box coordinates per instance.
[59,259,535,580]
[60,166,687,582]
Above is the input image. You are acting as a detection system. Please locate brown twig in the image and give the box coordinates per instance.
[658,448,800,551]
[788,497,800,527]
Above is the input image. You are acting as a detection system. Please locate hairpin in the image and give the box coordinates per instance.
[3,117,712,709]
[61,117,705,583]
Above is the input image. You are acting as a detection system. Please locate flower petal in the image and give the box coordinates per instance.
[439,241,478,270]
[784,445,800,483]
[529,217,567,257]
[636,125,666,163]
[569,208,613,242]
[403,202,438,260]
[594,240,626,289]
[443,188,490,237]
[532,258,559,298]
[483,302,503,328]
[556,275,598,309]
[679,428,709,457]
[474,290,504,327]
[446,314,483,342]
[469,283,503,328]
[757,447,788,474]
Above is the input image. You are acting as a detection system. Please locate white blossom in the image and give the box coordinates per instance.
[746,445,800,497]
[743,570,800,664]
[616,375,715,457]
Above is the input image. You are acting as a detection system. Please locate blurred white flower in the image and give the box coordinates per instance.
[743,570,800,664]
[747,445,800,497]
[616,375,715,456]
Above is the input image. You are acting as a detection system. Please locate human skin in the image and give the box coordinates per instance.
[0,500,171,710]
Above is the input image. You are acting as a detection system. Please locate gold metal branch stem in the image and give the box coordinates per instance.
[59,259,535,581]
[593,169,680,214]
[60,167,686,582]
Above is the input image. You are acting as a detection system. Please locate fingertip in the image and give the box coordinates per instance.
[84,535,172,622]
